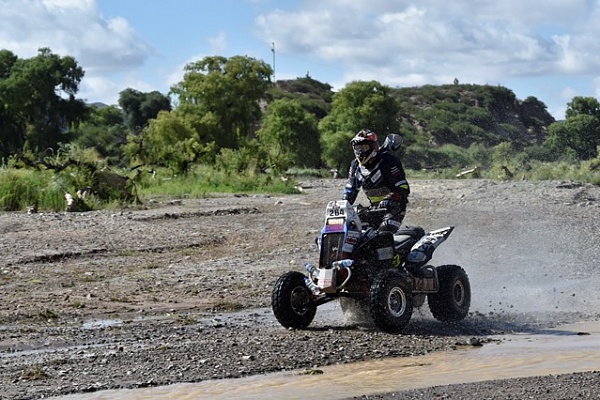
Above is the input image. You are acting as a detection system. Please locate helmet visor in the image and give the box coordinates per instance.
[353,143,373,162]
[353,143,371,154]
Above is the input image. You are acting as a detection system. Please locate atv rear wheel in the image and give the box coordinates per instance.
[369,269,413,333]
[428,265,471,322]
[272,271,317,329]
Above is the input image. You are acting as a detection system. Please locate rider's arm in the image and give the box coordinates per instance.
[342,160,360,204]
[383,154,410,204]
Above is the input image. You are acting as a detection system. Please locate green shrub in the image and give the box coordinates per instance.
[137,164,301,199]
[404,144,472,170]
[0,169,70,212]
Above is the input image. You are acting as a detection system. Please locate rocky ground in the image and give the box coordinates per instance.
[1,178,600,399]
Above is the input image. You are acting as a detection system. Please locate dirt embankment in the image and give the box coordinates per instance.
[1,178,600,400]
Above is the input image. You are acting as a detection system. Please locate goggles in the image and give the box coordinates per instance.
[353,143,371,153]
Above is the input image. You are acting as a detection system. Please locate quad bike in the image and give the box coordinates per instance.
[271,135,471,334]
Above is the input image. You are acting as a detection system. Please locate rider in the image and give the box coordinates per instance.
[342,128,410,234]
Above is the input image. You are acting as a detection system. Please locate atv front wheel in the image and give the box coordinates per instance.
[272,271,317,329]
[428,265,471,321]
[369,269,413,333]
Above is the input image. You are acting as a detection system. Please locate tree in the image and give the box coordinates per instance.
[257,99,321,171]
[0,48,86,156]
[545,96,600,160]
[118,88,172,132]
[566,96,600,120]
[125,111,214,174]
[170,55,273,150]
[73,105,128,165]
[0,50,20,157]
[319,80,400,170]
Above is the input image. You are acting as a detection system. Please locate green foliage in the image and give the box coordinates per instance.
[137,164,301,198]
[404,144,472,170]
[396,120,423,147]
[6,47,600,209]
[498,123,522,142]
[47,146,106,208]
[393,84,552,149]
[319,80,400,170]
[170,55,273,150]
[526,162,572,180]
[72,105,128,166]
[467,143,492,169]
[118,88,171,132]
[521,144,555,162]
[0,168,64,211]
[565,97,600,119]
[215,145,264,175]
[425,101,501,146]
[319,128,355,173]
[0,169,39,211]
[257,99,321,171]
[521,160,600,183]
[269,76,333,119]
[544,98,600,160]
[492,142,514,165]
[139,110,214,174]
[582,149,600,185]
[521,96,551,129]
[30,143,135,208]
[0,48,86,158]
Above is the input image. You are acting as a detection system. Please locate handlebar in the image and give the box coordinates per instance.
[355,205,387,229]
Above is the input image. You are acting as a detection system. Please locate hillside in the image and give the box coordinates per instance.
[392,83,555,148]
[270,76,334,119]
[273,79,556,149]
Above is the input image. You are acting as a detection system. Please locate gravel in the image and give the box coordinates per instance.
[1,178,599,399]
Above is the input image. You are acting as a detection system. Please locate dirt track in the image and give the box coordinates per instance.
[1,178,600,399]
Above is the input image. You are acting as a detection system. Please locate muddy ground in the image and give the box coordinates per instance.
[1,178,600,399]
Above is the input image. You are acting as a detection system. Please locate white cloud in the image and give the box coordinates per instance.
[593,78,600,99]
[79,75,122,105]
[208,31,228,54]
[2,0,599,111]
[0,0,153,102]
[80,71,157,105]
[256,0,600,92]
[560,86,579,101]
[0,0,151,67]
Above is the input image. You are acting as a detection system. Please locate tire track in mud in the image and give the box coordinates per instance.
[135,206,261,220]
[9,237,228,266]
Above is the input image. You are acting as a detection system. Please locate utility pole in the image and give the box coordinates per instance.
[271,42,276,81]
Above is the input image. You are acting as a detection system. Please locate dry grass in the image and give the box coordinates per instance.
[20,365,49,381]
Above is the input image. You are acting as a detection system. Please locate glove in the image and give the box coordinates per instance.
[378,199,390,209]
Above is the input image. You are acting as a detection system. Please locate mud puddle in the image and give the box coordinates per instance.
[53,320,600,400]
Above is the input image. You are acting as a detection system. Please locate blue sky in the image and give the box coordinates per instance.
[2,0,600,120]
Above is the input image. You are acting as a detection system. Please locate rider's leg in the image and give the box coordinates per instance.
[378,202,406,234]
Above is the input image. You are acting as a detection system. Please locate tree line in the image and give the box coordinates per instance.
[2,47,600,180]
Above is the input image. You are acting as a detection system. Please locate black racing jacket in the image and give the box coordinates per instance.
[342,150,410,206]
